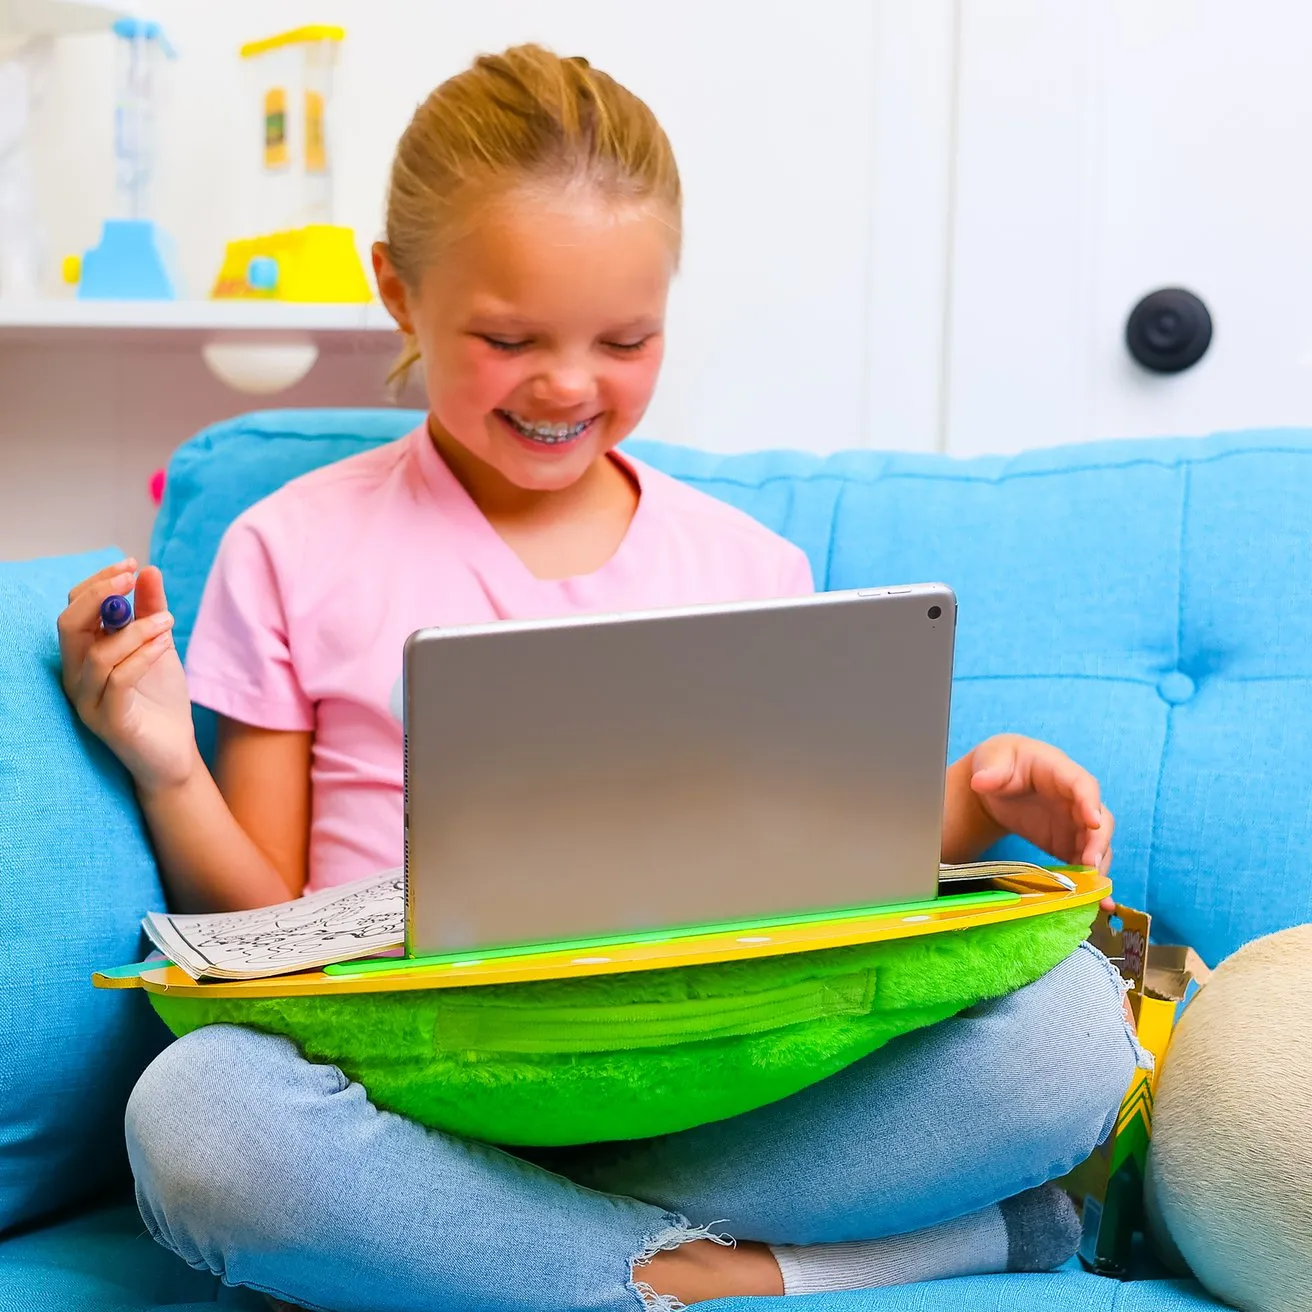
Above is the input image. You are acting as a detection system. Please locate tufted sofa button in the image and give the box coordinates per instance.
[1157,672,1197,705]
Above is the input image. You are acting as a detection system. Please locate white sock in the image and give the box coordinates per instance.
[768,1185,1081,1294]
[769,1205,1009,1295]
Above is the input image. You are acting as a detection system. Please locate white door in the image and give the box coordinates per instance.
[944,0,1312,456]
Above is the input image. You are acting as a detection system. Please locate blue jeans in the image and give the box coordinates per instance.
[125,942,1144,1312]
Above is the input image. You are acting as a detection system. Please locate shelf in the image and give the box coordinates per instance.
[0,300,398,348]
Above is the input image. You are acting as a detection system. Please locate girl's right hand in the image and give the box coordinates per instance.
[58,558,199,794]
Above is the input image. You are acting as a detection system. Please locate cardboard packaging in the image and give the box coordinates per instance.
[1062,905,1210,1277]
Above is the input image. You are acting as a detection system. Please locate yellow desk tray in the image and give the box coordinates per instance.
[95,866,1107,1000]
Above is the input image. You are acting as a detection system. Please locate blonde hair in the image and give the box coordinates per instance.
[384,43,682,384]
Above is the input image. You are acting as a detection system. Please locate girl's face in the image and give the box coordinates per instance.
[374,192,674,494]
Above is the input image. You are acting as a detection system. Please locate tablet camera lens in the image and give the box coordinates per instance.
[927,605,942,620]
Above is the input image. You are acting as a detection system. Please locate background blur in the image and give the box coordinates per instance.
[5,0,1312,557]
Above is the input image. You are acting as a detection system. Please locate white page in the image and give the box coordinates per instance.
[939,860,1076,890]
[143,871,404,981]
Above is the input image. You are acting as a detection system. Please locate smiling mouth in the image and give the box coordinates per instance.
[497,411,598,446]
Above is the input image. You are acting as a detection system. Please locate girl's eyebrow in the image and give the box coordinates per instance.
[465,315,664,334]
[606,317,663,333]
[465,313,536,328]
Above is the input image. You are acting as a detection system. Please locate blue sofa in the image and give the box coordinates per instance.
[5,408,1310,1312]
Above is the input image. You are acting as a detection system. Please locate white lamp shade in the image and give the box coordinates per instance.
[201,340,320,394]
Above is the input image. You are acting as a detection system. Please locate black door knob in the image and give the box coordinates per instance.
[1125,289,1212,373]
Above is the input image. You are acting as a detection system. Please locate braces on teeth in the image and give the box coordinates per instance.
[503,413,591,443]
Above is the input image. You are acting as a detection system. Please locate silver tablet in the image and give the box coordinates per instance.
[403,584,956,955]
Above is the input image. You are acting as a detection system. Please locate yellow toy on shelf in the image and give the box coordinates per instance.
[212,225,369,302]
[211,25,370,303]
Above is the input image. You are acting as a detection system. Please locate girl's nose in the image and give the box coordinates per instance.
[531,365,595,408]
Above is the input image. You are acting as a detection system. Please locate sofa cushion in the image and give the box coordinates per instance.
[0,1196,264,1311]
[710,1273,1223,1310]
[0,552,170,1233]
[154,415,1312,966]
[0,1198,1222,1312]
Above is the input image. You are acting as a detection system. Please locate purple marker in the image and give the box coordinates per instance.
[100,594,133,633]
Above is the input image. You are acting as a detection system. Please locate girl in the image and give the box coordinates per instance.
[59,45,1142,1312]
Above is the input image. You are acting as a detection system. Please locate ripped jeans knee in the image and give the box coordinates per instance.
[628,1217,736,1311]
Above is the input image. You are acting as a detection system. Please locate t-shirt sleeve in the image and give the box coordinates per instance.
[183,513,314,731]
[779,544,816,597]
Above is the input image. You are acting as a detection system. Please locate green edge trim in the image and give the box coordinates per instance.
[325,888,1022,977]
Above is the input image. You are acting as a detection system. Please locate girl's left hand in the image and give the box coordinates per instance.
[967,734,1114,882]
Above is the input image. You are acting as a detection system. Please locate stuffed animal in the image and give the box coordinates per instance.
[1146,923,1312,1312]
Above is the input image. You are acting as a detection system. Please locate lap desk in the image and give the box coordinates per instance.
[94,867,1109,1147]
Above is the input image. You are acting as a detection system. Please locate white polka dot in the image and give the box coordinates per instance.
[571,956,611,965]
[902,915,932,924]
[737,936,772,944]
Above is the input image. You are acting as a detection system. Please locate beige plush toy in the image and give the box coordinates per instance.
[1145,924,1312,1312]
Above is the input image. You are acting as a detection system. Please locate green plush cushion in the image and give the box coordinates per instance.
[149,907,1094,1146]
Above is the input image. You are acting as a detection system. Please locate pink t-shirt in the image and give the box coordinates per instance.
[186,425,814,890]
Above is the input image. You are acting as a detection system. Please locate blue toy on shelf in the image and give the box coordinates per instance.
[66,18,180,300]
[75,218,179,300]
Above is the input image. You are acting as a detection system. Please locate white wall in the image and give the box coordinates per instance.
[0,334,394,562]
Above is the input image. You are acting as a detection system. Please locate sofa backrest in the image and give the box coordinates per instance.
[153,410,1312,966]
[0,551,169,1232]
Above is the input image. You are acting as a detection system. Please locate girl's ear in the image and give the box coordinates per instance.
[372,243,414,335]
